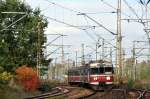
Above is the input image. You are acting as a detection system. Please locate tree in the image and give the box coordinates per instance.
[0,0,51,72]
[124,58,134,79]
[16,65,39,91]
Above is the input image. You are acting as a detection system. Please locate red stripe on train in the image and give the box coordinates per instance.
[90,75,113,82]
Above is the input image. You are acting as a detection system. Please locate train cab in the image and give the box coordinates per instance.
[89,62,114,89]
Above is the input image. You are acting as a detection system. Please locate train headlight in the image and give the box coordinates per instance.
[106,76,111,80]
[93,77,98,80]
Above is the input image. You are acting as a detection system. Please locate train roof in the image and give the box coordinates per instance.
[68,65,89,71]
[68,60,113,71]
[89,60,112,64]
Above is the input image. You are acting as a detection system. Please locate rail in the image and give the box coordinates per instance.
[24,87,69,99]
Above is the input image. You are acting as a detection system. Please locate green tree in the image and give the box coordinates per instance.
[0,0,51,72]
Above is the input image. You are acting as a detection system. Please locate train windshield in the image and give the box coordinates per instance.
[105,67,113,72]
[90,67,104,74]
[90,67,113,74]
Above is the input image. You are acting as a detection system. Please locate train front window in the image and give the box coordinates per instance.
[105,67,112,72]
[90,68,99,74]
[99,67,104,74]
[90,67,104,74]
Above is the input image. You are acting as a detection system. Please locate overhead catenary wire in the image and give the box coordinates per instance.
[134,0,147,18]
[123,0,140,19]
[84,29,97,42]
[83,13,116,61]
[45,47,62,58]
[83,15,116,49]
[133,0,150,20]
[44,0,116,15]
[122,0,147,25]
[44,0,80,13]
[84,17,116,61]
[78,13,117,35]
[45,35,62,47]
[45,16,97,42]
[83,16,97,41]
[99,0,132,18]
[44,0,117,36]
[122,0,150,61]
[0,14,28,32]
[43,0,149,62]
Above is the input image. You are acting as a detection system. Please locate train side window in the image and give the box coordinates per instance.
[74,70,79,76]
[83,69,86,75]
[77,70,80,76]
[80,69,83,75]
[85,69,88,75]
[72,71,75,76]
[70,71,72,76]
[68,72,70,75]
[74,71,77,76]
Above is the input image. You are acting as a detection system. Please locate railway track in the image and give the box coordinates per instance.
[120,89,150,99]
[24,85,150,99]
[137,90,146,99]
[24,87,69,99]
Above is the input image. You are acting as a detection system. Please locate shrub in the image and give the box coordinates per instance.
[127,79,134,89]
[0,71,13,84]
[16,65,39,91]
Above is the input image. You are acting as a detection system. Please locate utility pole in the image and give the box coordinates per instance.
[117,0,122,83]
[81,44,85,65]
[37,21,42,78]
[122,1,150,62]
[132,40,149,80]
[96,43,98,61]
[55,58,58,79]
[75,51,78,67]
[132,41,136,80]
[61,34,65,78]
[110,47,113,64]
[122,49,125,79]
[102,38,105,60]
[47,34,69,79]
[145,1,150,62]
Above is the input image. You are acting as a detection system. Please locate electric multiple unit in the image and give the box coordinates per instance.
[68,60,114,90]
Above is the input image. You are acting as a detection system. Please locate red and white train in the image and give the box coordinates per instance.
[68,60,114,90]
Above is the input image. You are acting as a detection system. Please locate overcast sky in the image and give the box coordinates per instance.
[24,0,149,63]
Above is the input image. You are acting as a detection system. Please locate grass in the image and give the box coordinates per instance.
[0,79,66,99]
[40,79,64,88]
[0,83,41,99]
[0,84,21,99]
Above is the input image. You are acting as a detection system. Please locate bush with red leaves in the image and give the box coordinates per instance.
[16,65,39,91]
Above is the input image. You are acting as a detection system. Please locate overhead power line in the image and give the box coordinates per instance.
[46,35,62,47]
[100,0,132,18]
[45,16,98,42]
[78,13,117,35]
[0,13,28,32]
[45,16,83,30]
[46,47,61,57]
[123,0,140,19]
[45,0,116,15]
[44,0,118,41]
[44,0,80,13]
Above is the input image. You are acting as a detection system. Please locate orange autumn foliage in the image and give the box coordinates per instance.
[16,65,39,91]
